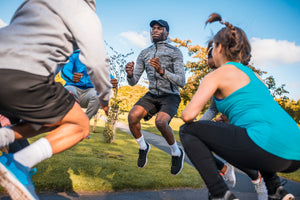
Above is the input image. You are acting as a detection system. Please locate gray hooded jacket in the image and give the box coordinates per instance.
[127,39,185,96]
[0,0,112,105]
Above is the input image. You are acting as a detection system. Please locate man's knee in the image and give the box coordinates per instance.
[69,103,90,139]
[80,116,90,138]
[155,119,168,130]
[128,107,144,125]
[128,110,138,125]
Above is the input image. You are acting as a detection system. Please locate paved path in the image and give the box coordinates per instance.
[1,120,299,200]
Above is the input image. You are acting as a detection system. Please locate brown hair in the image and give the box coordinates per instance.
[206,13,251,65]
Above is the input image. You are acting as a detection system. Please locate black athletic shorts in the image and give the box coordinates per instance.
[135,92,181,121]
[0,69,75,130]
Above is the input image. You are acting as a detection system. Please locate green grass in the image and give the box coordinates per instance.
[1,119,203,193]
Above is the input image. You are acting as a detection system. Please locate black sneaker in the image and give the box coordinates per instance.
[171,148,185,175]
[209,190,239,200]
[268,186,294,200]
[137,143,151,168]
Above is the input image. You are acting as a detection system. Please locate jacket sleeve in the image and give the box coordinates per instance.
[127,51,145,86]
[60,54,75,83]
[161,48,185,88]
[199,98,219,121]
[63,1,113,106]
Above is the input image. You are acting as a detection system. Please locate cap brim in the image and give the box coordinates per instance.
[150,20,163,27]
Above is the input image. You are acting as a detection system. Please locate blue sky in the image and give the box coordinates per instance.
[1,0,300,100]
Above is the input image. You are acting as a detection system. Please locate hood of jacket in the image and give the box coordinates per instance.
[84,0,96,11]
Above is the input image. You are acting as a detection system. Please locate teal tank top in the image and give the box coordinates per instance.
[215,62,300,160]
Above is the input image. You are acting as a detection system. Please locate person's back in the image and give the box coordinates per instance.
[215,62,300,160]
[0,0,83,76]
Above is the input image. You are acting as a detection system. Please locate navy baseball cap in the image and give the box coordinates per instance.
[150,19,169,32]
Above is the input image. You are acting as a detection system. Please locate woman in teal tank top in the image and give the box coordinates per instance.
[180,13,300,200]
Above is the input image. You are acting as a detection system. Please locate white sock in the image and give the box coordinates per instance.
[136,136,147,150]
[14,138,53,168]
[0,127,15,148]
[170,141,181,156]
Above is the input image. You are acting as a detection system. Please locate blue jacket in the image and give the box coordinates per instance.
[61,50,114,89]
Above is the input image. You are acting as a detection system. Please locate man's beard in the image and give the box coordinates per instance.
[151,29,167,43]
[152,34,166,43]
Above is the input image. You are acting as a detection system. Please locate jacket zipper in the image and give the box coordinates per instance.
[154,43,159,96]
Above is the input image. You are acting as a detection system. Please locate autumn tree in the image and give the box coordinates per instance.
[171,38,290,116]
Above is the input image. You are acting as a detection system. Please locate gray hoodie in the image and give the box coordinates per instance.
[127,39,185,96]
[0,0,112,105]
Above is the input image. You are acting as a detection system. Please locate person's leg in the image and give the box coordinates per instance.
[217,160,236,188]
[179,120,294,199]
[0,70,90,200]
[214,156,226,171]
[0,103,89,200]
[215,153,266,195]
[128,92,156,146]
[128,105,148,140]
[128,93,158,168]
[156,94,181,155]
[64,85,79,100]
[155,112,175,145]
[155,111,185,175]
[128,104,150,168]
[80,88,101,120]
[156,94,184,175]
[10,102,89,167]
[8,139,30,153]
[180,123,229,198]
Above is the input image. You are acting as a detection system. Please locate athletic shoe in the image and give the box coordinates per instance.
[268,186,294,200]
[0,153,39,200]
[137,143,151,168]
[208,190,239,200]
[221,163,236,188]
[171,148,185,175]
[252,176,268,200]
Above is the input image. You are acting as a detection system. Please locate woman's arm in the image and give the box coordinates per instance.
[181,71,219,123]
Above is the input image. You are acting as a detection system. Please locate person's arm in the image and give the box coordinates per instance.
[160,48,185,88]
[199,97,219,121]
[182,71,219,123]
[127,52,145,86]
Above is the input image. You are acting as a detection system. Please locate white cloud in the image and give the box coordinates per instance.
[0,19,7,28]
[119,31,150,49]
[250,37,300,67]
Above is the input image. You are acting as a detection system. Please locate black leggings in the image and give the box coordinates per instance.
[214,154,260,180]
[179,120,300,197]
